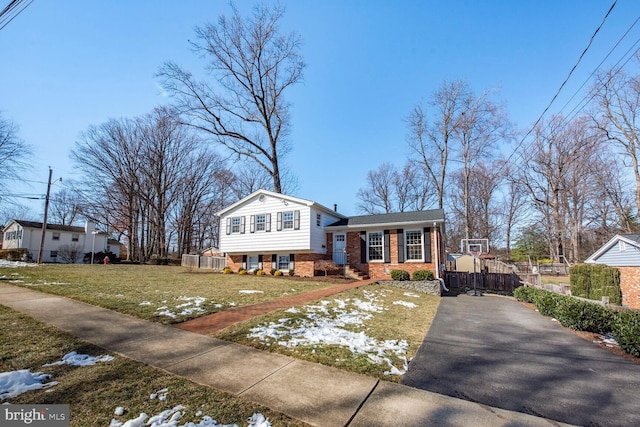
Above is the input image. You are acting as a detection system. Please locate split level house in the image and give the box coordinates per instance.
[217,189,446,280]
[2,219,119,263]
[585,233,640,309]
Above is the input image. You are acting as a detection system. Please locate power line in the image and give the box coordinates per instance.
[499,0,619,170]
[0,0,33,32]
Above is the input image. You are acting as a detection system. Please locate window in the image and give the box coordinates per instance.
[368,232,383,261]
[278,254,290,270]
[405,230,423,261]
[248,255,260,271]
[52,232,60,241]
[72,234,79,242]
[316,213,321,226]
[256,214,266,232]
[231,217,241,233]
[282,211,294,229]
[50,251,58,258]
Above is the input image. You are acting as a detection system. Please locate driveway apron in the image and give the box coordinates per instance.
[402,294,640,427]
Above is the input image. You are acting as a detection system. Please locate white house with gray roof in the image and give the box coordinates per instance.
[217,189,446,280]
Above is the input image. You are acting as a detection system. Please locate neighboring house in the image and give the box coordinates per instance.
[2,219,118,263]
[584,233,640,309]
[217,189,446,280]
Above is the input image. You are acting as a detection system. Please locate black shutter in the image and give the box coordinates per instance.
[226,218,231,235]
[272,254,277,270]
[242,254,247,270]
[266,214,271,232]
[250,215,255,233]
[240,216,246,234]
[424,227,432,262]
[258,254,263,270]
[294,210,300,230]
[360,231,367,263]
[277,212,282,231]
[397,229,404,263]
[383,230,390,263]
[289,253,295,270]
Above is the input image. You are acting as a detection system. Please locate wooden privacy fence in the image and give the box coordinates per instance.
[443,270,525,293]
[181,254,226,271]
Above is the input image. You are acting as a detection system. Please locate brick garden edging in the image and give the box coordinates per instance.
[375,280,441,296]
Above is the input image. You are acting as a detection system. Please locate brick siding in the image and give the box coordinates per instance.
[615,266,640,309]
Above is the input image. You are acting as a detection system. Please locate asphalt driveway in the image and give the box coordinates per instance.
[402,293,640,426]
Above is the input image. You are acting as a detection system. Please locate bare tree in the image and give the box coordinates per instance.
[453,87,511,241]
[157,3,304,194]
[57,244,83,264]
[357,162,397,214]
[406,80,467,209]
[591,66,640,216]
[49,188,82,225]
[520,116,595,263]
[0,113,31,201]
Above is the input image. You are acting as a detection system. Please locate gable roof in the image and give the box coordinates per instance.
[326,209,445,230]
[584,234,640,264]
[216,189,347,218]
[6,220,108,235]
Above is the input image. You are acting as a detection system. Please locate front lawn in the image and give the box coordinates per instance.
[0,304,307,427]
[0,264,344,324]
[214,284,440,382]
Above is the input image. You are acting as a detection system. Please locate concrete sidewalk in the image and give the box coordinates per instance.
[0,282,572,426]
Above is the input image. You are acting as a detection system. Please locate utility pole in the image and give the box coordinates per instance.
[37,167,53,264]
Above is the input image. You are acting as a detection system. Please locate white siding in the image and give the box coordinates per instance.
[219,194,312,254]
[2,222,108,263]
[310,207,343,254]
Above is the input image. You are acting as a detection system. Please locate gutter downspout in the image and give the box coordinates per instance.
[433,223,449,292]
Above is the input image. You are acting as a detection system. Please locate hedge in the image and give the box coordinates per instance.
[514,287,640,358]
[570,264,622,305]
[390,269,410,281]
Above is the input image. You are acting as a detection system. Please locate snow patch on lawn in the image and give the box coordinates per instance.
[0,260,38,268]
[0,370,58,400]
[43,351,114,367]
[156,296,207,318]
[248,289,409,375]
[393,300,417,309]
[239,290,264,294]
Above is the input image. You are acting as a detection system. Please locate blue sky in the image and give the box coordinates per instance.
[1,0,639,217]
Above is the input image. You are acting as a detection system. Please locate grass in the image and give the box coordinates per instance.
[0,304,308,427]
[541,274,571,285]
[214,284,440,382]
[0,264,344,324]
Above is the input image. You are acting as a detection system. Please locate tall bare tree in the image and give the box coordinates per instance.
[591,66,640,217]
[49,188,82,225]
[406,80,468,209]
[0,113,31,201]
[157,3,304,194]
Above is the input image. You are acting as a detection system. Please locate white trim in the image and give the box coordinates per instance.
[217,189,346,219]
[585,234,640,263]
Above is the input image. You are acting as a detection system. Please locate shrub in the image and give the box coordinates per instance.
[412,270,434,281]
[274,270,283,276]
[532,290,562,317]
[238,268,247,275]
[0,248,32,261]
[391,269,410,281]
[514,286,537,303]
[554,297,614,333]
[570,263,622,305]
[222,267,232,274]
[288,269,295,277]
[255,269,265,276]
[270,268,277,275]
[612,310,640,357]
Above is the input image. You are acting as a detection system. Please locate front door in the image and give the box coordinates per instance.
[333,233,346,265]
